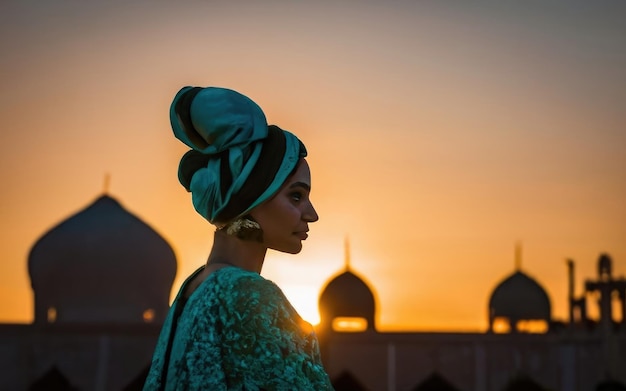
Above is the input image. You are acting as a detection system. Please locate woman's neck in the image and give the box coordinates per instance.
[206,230,267,274]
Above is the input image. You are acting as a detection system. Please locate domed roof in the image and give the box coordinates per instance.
[489,271,551,321]
[319,269,376,330]
[28,195,177,324]
[598,253,613,279]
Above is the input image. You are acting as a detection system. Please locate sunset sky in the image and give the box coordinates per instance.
[1,0,625,332]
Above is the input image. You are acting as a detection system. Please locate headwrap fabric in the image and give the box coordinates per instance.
[172,86,268,154]
[171,86,306,224]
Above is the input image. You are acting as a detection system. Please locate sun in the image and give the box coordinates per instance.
[280,284,321,325]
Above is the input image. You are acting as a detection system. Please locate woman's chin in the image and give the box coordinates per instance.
[278,243,303,255]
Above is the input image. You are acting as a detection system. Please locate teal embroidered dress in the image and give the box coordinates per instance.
[143,266,333,390]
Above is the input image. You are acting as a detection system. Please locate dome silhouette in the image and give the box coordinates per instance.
[598,253,613,280]
[28,195,177,324]
[319,269,376,331]
[488,271,551,330]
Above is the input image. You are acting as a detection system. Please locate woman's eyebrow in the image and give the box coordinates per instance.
[289,181,311,191]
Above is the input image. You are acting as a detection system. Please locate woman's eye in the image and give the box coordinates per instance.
[290,192,303,202]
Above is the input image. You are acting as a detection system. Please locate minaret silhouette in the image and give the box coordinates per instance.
[344,236,351,271]
[514,241,522,271]
[103,173,111,194]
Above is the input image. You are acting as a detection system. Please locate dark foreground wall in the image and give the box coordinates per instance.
[0,324,161,391]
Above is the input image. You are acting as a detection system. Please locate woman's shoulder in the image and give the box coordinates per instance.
[177,267,288,327]
[215,265,263,280]
[214,266,283,299]
[182,265,278,298]
[180,266,291,322]
[180,266,283,304]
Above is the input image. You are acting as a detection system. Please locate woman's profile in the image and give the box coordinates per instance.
[143,86,333,390]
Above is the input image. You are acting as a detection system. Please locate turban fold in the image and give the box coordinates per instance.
[171,86,306,224]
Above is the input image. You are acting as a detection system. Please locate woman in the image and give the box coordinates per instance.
[143,86,333,390]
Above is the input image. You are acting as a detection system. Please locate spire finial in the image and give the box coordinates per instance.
[344,235,351,271]
[514,241,522,271]
[103,173,110,194]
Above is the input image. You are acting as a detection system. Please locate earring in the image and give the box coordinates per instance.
[220,217,263,242]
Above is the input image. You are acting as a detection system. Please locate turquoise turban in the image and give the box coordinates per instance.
[170,86,307,224]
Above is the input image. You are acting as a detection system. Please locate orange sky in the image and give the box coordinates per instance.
[1,1,625,332]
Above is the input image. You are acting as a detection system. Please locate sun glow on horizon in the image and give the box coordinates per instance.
[281,284,321,325]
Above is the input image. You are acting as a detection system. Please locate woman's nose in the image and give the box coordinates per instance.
[304,202,319,223]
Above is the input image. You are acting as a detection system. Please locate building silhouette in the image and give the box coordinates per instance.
[0,194,176,390]
[1,195,625,390]
[317,241,626,391]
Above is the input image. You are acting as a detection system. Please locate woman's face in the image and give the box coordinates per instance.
[250,159,319,254]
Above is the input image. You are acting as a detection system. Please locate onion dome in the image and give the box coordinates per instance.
[319,269,376,332]
[598,253,613,280]
[488,271,551,331]
[28,195,177,325]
